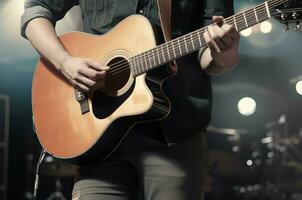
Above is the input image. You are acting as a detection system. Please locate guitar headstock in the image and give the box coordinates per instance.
[271,7,302,31]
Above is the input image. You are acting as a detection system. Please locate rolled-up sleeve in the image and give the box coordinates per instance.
[21,0,79,39]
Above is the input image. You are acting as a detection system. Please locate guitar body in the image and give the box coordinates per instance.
[32,0,292,163]
[32,15,171,163]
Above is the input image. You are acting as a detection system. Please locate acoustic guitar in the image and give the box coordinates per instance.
[32,0,297,163]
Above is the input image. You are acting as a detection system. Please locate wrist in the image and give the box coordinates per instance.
[57,52,71,71]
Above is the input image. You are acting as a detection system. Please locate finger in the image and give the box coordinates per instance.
[211,25,232,49]
[203,30,220,53]
[88,79,106,92]
[79,67,107,80]
[208,26,224,51]
[74,74,97,88]
[222,24,240,39]
[221,24,240,45]
[86,59,109,71]
[212,25,234,48]
[74,81,90,93]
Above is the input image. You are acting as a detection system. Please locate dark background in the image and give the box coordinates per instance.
[0,0,302,199]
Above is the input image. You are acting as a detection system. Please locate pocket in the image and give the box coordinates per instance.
[82,0,115,31]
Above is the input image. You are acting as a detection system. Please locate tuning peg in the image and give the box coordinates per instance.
[283,22,289,32]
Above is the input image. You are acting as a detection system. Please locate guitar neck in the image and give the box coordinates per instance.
[129,0,288,77]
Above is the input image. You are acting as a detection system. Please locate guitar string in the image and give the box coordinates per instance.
[105,0,286,77]
[107,6,269,78]
[107,0,286,78]
[107,2,283,79]
[109,0,286,74]
[105,0,286,78]
[107,3,269,74]
[107,0,285,74]
[106,0,283,75]
[107,13,272,77]
[127,0,286,69]
[106,0,285,76]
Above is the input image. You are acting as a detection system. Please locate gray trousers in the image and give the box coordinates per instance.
[72,130,207,200]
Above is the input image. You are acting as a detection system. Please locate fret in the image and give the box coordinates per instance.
[133,58,138,76]
[134,62,138,76]
[156,46,161,64]
[256,3,270,22]
[147,52,152,69]
[200,35,206,47]
[166,44,171,60]
[144,53,148,71]
[243,11,248,27]
[233,16,238,31]
[178,38,182,55]
[143,54,148,72]
[161,44,165,63]
[265,1,271,18]
[254,7,259,23]
[131,60,137,76]
[190,33,195,49]
[140,55,144,72]
[136,62,140,76]
[140,55,144,73]
[245,9,257,27]
[183,36,188,53]
[197,30,202,46]
[172,41,176,58]
[152,50,156,67]
[233,13,242,31]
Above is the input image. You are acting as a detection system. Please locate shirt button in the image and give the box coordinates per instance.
[139,9,144,14]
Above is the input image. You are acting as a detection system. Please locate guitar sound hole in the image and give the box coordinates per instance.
[104,57,131,95]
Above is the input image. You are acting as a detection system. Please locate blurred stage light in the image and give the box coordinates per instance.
[261,137,273,144]
[238,97,256,116]
[232,146,239,152]
[246,160,253,166]
[45,156,54,163]
[295,80,302,95]
[267,152,274,158]
[260,21,272,33]
[240,27,253,37]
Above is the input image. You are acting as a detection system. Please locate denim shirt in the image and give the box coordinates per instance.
[21,0,233,38]
[21,0,234,143]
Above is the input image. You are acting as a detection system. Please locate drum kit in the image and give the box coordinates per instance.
[24,115,302,200]
[206,117,302,200]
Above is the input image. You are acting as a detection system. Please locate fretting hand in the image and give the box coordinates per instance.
[203,16,240,73]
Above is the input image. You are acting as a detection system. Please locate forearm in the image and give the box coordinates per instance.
[25,18,70,70]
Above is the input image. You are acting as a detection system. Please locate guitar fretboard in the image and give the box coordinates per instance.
[129,0,287,77]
